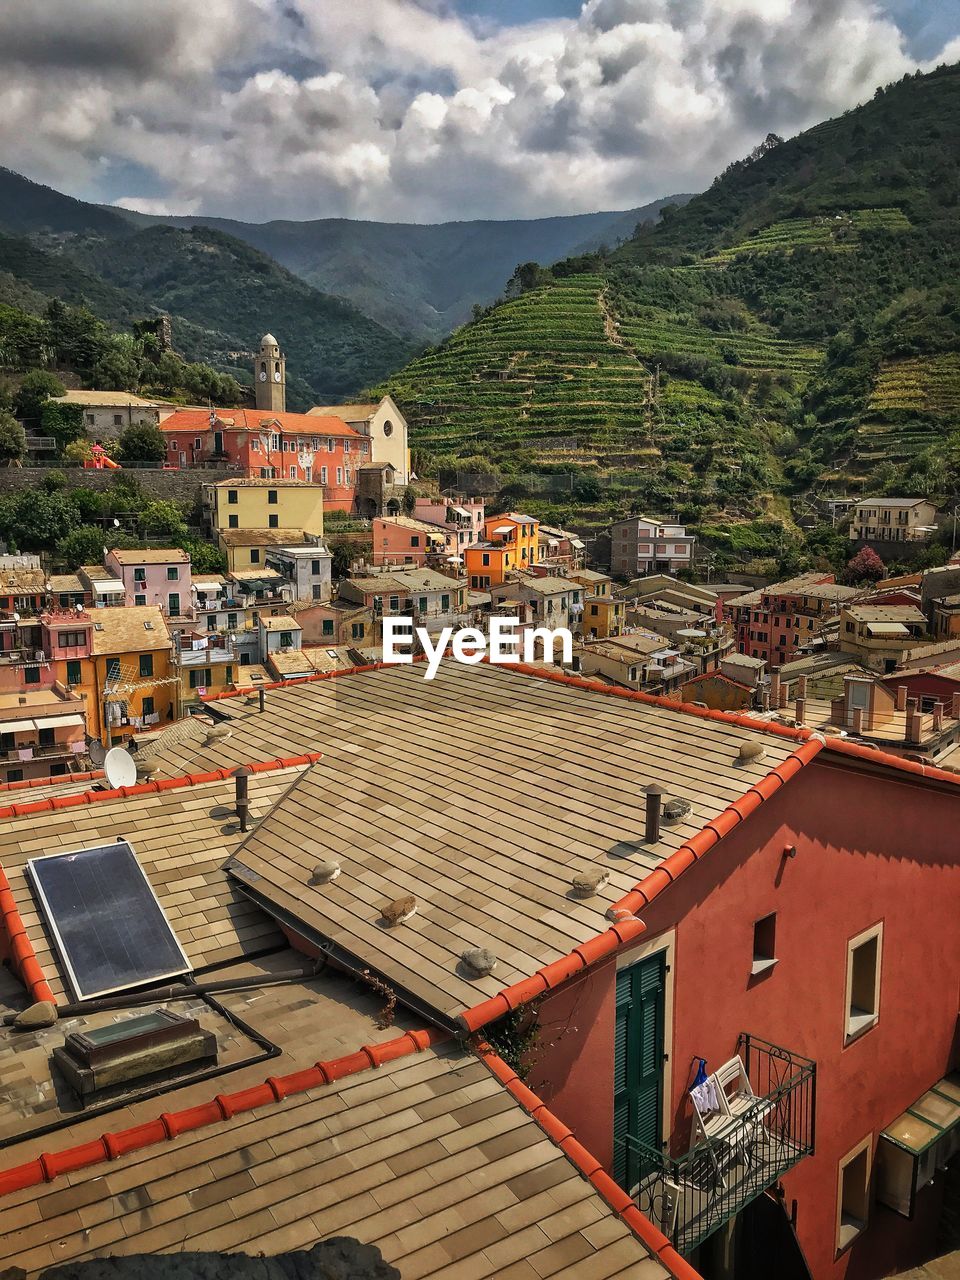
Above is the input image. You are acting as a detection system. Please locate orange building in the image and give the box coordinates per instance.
[465,512,540,588]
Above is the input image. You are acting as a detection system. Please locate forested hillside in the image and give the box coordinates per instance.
[379,63,960,571]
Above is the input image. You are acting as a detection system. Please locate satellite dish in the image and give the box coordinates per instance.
[88,738,107,766]
[104,747,137,789]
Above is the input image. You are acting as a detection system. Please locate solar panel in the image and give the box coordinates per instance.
[27,841,191,1000]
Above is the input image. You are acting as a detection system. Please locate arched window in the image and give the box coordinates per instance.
[274,361,280,375]
[260,361,266,374]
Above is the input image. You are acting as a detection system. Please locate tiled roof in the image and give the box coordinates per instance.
[0,1013,673,1279]
[51,390,165,408]
[108,548,190,565]
[0,760,321,1004]
[89,606,172,656]
[218,528,310,547]
[0,568,45,595]
[209,477,319,489]
[161,407,360,436]
[139,662,805,1021]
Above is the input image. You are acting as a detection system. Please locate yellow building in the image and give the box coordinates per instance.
[82,606,177,745]
[204,478,324,538]
[218,529,315,574]
[581,594,625,640]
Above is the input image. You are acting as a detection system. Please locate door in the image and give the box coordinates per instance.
[168,593,180,616]
[613,951,666,1191]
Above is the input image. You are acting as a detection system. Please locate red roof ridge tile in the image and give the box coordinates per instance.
[475,1042,703,1280]
[458,737,825,1033]
[0,864,54,1006]
[0,769,105,794]
[820,734,960,785]
[0,1026,447,1199]
[0,753,323,821]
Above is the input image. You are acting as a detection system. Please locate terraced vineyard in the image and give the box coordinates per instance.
[868,354,960,417]
[615,303,823,381]
[702,208,911,264]
[381,275,654,466]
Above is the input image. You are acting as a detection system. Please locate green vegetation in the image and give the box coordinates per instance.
[378,62,960,567]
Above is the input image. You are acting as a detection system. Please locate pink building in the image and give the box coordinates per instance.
[371,516,454,567]
[104,549,192,618]
[412,497,485,558]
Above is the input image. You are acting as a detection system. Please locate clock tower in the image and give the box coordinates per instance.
[254,332,285,413]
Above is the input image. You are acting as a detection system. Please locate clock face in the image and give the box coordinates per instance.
[273,371,282,382]
[258,371,266,381]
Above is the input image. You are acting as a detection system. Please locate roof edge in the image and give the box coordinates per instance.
[0,864,54,1006]
[458,737,826,1034]
[474,1042,702,1280]
[0,769,104,795]
[0,753,323,821]
[0,1026,448,1199]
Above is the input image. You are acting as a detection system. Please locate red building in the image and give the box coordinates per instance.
[727,573,864,668]
[160,407,367,510]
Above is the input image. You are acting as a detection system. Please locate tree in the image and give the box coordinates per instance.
[117,421,167,462]
[42,401,86,455]
[180,537,226,575]
[0,490,80,552]
[843,545,885,584]
[140,499,187,540]
[55,525,108,570]
[0,412,26,465]
[15,370,65,422]
[328,535,352,579]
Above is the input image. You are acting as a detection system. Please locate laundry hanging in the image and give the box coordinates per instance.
[690,1058,720,1115]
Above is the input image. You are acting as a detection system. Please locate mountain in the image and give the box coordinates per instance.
[110,197,693,342]
[377,63,960,570]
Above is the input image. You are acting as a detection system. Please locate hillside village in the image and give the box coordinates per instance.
[0,40,958,1280]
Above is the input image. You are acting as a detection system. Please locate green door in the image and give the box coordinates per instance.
[613,951,666,1190]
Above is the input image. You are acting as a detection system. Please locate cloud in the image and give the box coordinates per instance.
[0,0,953,222]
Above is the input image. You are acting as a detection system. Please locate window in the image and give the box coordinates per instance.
[85,413,95,426]
[320,466,328,485]
[38,727,55,748]
[113,414,122,427]
[206,614,217,632]
[135,594,147,607]
[288,466,296,479]
[268,490,278,504]
[352,622,364,640]
[752,913,777,975]
[322,619,334,636]
[251,439,260,452]
[24,666,40,686]
[250,549,260,564]
[66,659,82,686]
[167,566,179,581]
[188,668,212,689]
[139,654,154,679]
[383,420,393,436]
[441,594,450,611]
[7,768,22,783]
[336,468,343,485]
[227,613,237,630]
[345,467,351,484]
[418,596,428,612]
[227,490,238,504]
[194,437,202,450]
[845,923,882,1042]
[311,559,321,574]
[389,595,400,612]
[279,631,293,647]
[327,438,335,452]
[836,1138,872,1253]
[168,593,180,616]
[134,567,146,583]
[590,604,599,616]
[411,536,420,548]
[141,696,154,717]
[482,553,490,567]
[58,630,85,648]
[228,514,239,529]
[226,665,233,683]
[268,514,279,529]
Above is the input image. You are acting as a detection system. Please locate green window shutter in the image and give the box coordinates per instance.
[612,954,666,1192]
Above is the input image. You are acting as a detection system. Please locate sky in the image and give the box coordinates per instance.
[0,0,958,226]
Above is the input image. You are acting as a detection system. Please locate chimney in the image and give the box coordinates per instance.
[895,685,908,712]
[907,709,924,745]
[850,706,864,736]
[779,682,788,709]
[933,702,944,731]
[770,671,781,705]
[644,784,664,843]
[234,766,252,832]
[794,697,806,725]
[906,696,918,715]
[797,675,808,699]
[952,691,960,720]
[258,687,266,713]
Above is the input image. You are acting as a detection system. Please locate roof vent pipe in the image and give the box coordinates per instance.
[645,784,664,843]
[258,687,266,713]
[234,765,252,832]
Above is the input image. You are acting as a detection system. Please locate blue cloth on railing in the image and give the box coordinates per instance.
[690,1058,719,1115]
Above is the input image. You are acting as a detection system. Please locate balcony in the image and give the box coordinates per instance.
[617,1035,815,1257]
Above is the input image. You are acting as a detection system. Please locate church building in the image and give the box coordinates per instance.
[158,333,410,513]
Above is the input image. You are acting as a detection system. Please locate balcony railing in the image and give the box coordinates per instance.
[616,1034,815,1257]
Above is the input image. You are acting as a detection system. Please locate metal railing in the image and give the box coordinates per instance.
[617,1034,815,1257]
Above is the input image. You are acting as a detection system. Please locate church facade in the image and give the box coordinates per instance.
[157,333,410,514]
